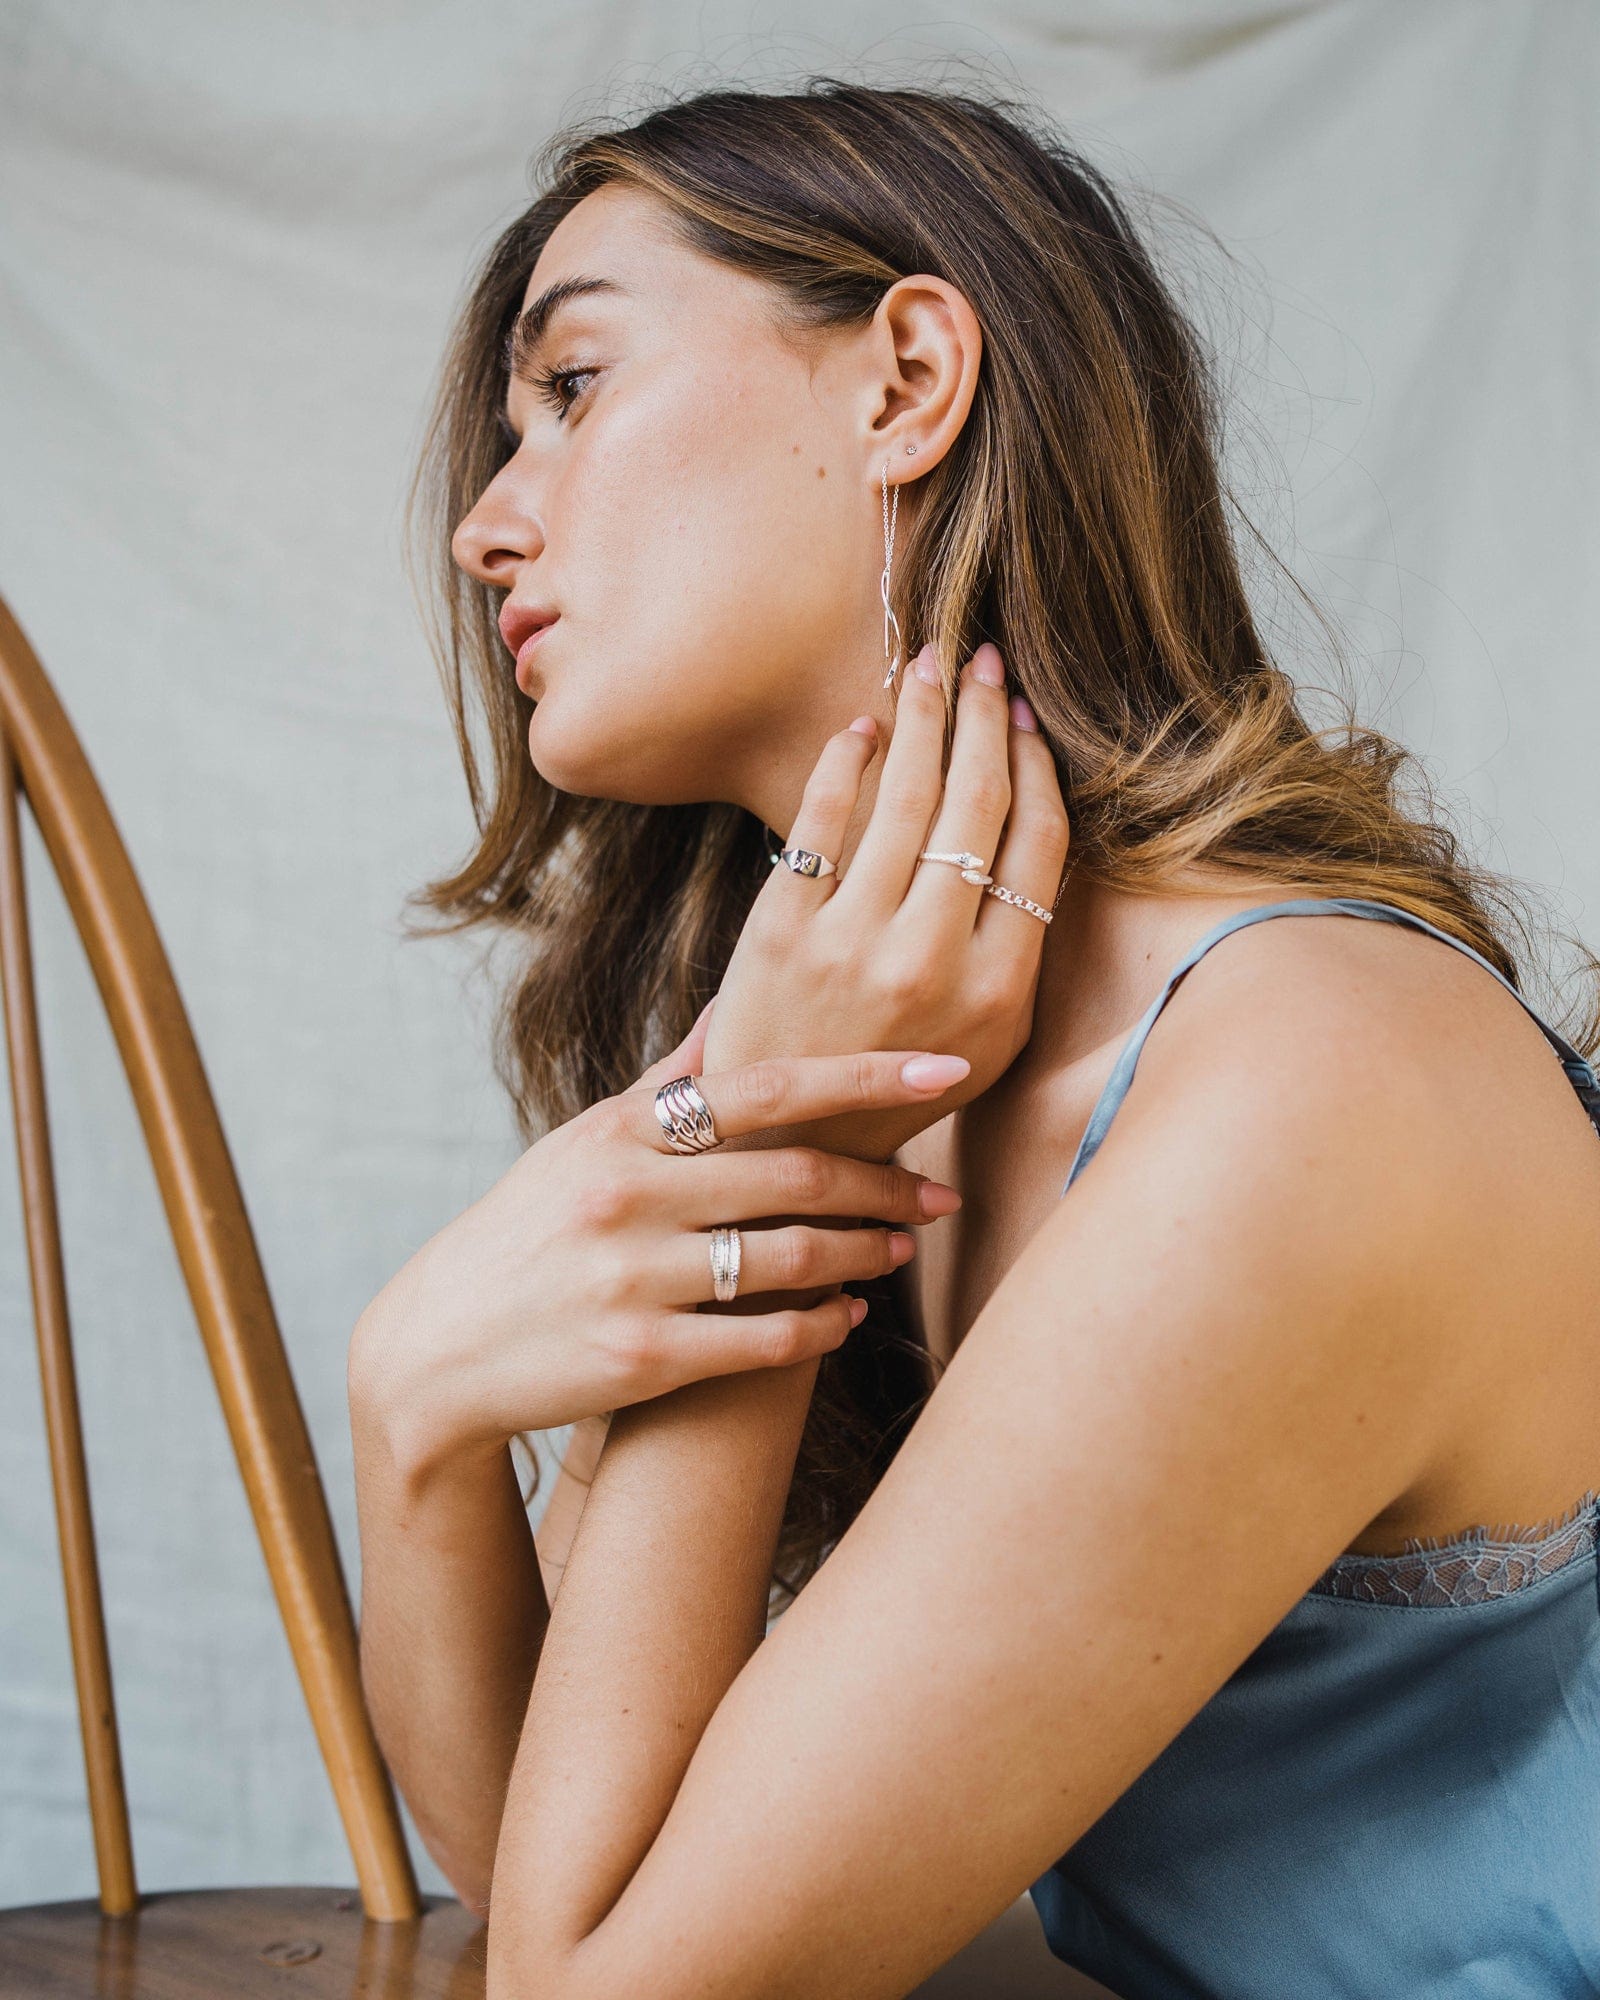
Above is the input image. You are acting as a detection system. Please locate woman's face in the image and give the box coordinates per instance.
[451,181,901,810]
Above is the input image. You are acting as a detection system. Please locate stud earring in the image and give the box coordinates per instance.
[880,459,904,690]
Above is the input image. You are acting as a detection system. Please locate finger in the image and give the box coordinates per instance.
[973,693,1071,976]
[619,1047,971,1153]
[760,717,876,906]
[630,1292,868,1396]
[634,994,718,1090]
[664,1145,964,1229]
[899,642,1012,934]
[660,1219,915,1308]
[833,640,953,916]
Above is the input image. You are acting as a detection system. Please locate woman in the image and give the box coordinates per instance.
[348,80,1600,1997]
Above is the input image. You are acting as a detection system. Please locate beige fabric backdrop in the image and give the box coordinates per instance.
[1,0,1594,1908]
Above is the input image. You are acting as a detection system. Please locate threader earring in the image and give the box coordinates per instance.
[880,444,916,689]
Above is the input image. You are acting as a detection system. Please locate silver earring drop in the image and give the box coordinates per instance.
[880,459,904,690]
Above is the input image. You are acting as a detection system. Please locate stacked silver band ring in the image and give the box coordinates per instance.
[709,1224,742,1302]
[653,1074,721,1154]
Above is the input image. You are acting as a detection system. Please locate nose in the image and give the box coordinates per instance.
[450,464,544,588]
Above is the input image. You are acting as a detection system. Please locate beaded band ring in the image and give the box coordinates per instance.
[983,882,1053,924]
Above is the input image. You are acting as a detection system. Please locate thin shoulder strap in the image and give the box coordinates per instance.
[1062,896,1600,1197]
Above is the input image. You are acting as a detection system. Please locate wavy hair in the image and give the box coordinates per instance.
[403,77,1600,1608]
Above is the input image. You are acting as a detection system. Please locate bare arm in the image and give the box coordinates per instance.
[346,1040,950,1925]
[478,967,1458,1998]
[489,1355,816,1964]
[532,1415,612,1604]
[349,1382,545,1917]
[351,1344,615,1920]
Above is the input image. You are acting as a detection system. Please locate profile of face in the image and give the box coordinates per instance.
[450,182,981,815]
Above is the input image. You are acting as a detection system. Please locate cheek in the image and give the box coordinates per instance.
[530,370,861,796]
[616,391,854,679]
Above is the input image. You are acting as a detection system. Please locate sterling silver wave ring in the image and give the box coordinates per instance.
[653,1074,722,1155]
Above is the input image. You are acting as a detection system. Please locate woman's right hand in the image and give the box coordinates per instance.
[699,642,1070,1166]
[347,1015,969,1484]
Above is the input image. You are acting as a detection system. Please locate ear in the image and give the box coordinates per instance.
[866,273,984,478]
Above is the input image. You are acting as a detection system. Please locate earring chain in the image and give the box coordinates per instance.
[880,458,903,690]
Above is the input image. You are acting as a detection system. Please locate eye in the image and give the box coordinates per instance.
[530,364,597,423]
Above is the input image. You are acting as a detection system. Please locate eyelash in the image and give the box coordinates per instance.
[529,364,596,422]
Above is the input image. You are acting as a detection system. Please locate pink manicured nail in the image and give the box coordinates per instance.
[972,644,1004,686]
[848,714,877,735]
[912,644,940,684]
[917,1180,963,1217]
[900,1052,971,1090]
[1009,694,1037,732]
[848,1296,869,1327]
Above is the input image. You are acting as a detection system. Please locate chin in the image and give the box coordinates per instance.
[526,723,619,799]
[526,704,695,806]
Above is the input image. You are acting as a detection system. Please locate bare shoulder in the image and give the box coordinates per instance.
[1032,901,1600,1534]
[1131,902,1600,1183]
[1091,900,1600,1271]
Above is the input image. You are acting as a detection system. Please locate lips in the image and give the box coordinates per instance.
[513,618,557,696]
[498,600,560,696]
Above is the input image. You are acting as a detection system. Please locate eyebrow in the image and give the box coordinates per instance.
[503,275,626,381]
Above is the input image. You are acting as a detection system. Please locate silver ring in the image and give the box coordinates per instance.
[919,847,993,886]
[773,846,839,880]
[653,1074,722,1154]
[983,880,1053,924]
[709,1224,742,1303]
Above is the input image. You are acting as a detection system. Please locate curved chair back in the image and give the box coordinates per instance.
[0,594,418,1922]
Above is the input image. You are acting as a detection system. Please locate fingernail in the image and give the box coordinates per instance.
[900,1052,971,1090]
[848,714,877,736]
[1009,694,1037,732]
[972,644,1004,687]
[889,1231,916,1263]
[912,644,940,685]
[917,1179,963,1217]
[848,1296,869,1326]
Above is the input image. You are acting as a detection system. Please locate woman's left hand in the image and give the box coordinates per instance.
[702,640,1069,1164]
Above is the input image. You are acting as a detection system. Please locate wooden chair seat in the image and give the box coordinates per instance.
[0,1887,487,1997]
[0,1886,1108,1996]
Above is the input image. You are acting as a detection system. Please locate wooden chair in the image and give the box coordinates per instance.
[0,595,1107,1998]
[0,596,485,1993]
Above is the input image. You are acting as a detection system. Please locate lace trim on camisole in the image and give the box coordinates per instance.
[1307,1486,1600,1606]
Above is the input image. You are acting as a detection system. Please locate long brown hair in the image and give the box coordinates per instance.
[403,77,1600,1607]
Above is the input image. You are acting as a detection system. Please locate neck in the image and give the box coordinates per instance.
[1026,870,1177,1072]
[1020,860,1298,1082]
